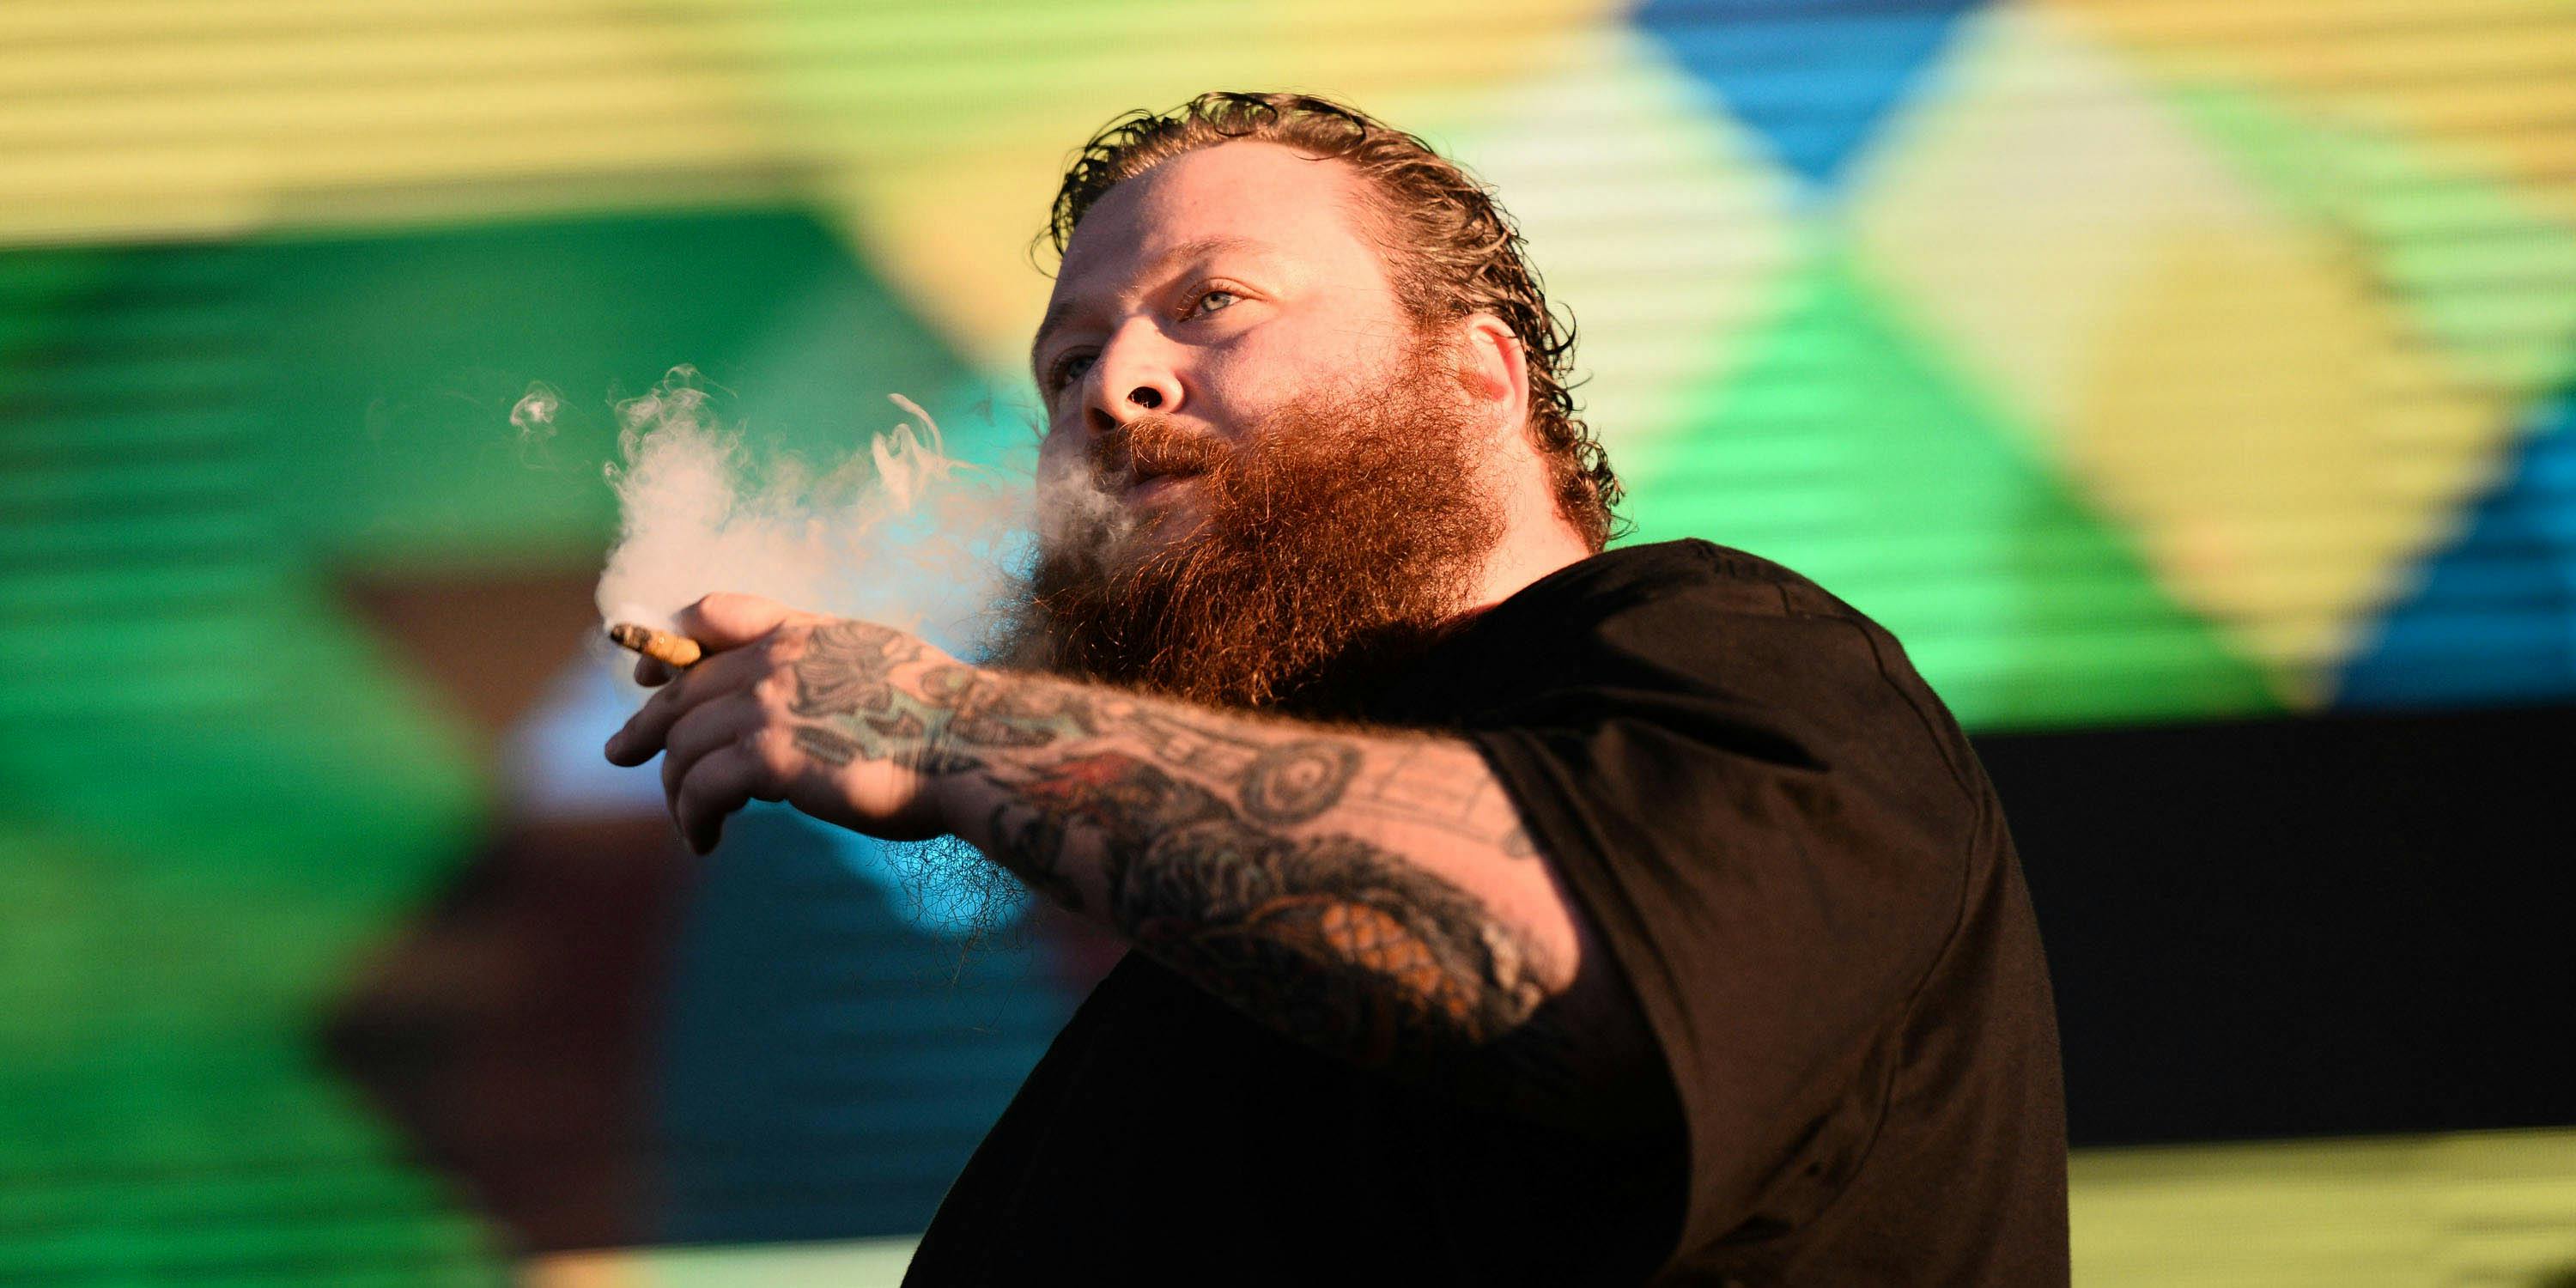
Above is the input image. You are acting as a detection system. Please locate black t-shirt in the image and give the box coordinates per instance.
[904,540,2069,1285]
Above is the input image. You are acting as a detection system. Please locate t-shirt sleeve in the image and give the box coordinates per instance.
[1464,555,1983,1255]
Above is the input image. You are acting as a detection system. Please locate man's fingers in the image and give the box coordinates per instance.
[635,655,674,687]
[676,592,817,653]
[605,641,775,765]
[672,743,785,856]
[661,698,770,805]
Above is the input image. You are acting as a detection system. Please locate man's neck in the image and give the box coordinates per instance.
[1463,510,1594,617]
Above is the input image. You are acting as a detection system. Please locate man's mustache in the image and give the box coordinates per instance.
[1091,416,1230,488]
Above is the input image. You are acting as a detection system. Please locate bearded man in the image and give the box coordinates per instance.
[607,93,2069,1285]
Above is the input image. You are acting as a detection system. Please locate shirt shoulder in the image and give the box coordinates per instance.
[1434,541,1966,787]
[1490,538,1868,629]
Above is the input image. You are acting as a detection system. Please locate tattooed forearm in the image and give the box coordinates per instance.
[1236,740,1361,827]
[1127,708,1266,775]
[1347,745,1539,857]
[983,798,1084,912]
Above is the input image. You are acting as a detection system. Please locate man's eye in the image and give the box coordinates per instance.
[1046,351,1094,393]
[1188,289,1240,317]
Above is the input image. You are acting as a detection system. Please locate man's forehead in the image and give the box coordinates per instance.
[1054,233,1275,305]
[1043,143,1378,311]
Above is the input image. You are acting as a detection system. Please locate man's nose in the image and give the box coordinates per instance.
[1085,322,1185,437]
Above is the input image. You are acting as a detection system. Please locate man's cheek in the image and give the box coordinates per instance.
[1036,429,1088,481]
[1035,446,1105,509]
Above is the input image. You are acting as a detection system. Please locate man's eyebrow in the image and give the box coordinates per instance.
[1030,234,1272,370]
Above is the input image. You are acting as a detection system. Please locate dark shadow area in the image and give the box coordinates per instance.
[322,817,696,1253]
[320,807,1116,1254]
[1978,702,2576,1146]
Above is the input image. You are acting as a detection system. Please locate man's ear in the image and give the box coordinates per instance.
[1455,313,1530,436]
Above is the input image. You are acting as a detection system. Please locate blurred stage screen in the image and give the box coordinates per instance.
[3,1,2571,1283]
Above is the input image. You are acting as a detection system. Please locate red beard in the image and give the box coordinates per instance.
[998,343,1507,714]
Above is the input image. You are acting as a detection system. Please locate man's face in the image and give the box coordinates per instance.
[1030,141,1426,548]
[1006,141,1507,710]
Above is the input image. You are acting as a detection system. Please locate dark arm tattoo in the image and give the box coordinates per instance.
[777,622,1562,1075]
[1237,740,1362,827]
[1012,750,1548,1067]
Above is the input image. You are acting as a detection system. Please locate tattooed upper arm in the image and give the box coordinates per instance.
[976,714,1653,1117]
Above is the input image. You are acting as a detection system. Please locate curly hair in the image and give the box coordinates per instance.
[1044,91,1624,551]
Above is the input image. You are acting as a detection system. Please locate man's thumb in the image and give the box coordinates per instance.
[673,592,810,652]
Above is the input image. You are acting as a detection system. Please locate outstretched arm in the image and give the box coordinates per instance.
[608,597,1650,1102]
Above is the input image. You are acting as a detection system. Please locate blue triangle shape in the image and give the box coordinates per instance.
[2337,393,2576,708]
[1636,0,1990,190]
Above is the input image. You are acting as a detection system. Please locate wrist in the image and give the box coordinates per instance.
[900,657,979,773]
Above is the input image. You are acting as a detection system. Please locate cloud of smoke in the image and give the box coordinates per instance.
[535,366,1034,658]
[511,366,1059,948]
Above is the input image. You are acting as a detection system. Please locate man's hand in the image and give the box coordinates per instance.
[602,592,965,854]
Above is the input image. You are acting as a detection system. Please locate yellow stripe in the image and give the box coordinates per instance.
[2073,1127,2576,1286]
